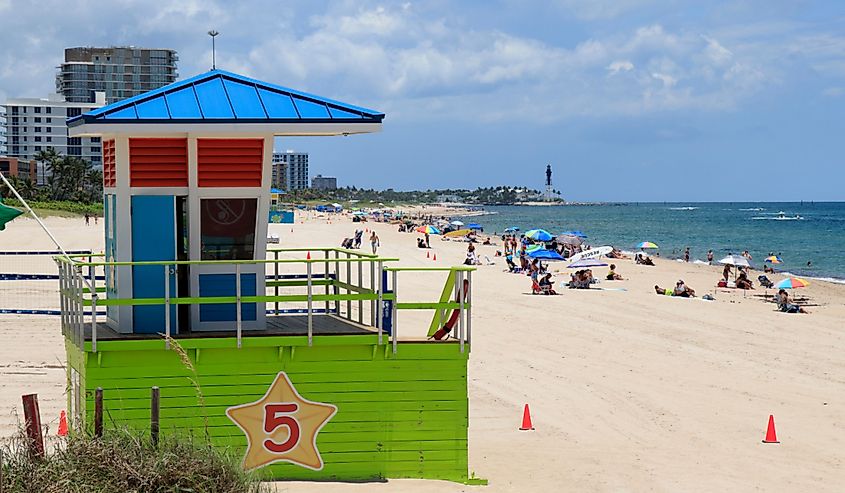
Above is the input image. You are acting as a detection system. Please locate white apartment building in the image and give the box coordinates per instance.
[272,150,309,191]
[1,92,106,175]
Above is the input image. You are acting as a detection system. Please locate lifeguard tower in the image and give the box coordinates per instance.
[60,70,477,483]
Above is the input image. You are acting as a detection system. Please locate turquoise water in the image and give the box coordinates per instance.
[454,202,845,283]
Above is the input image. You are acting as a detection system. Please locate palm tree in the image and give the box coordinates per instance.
[33,147,60,188]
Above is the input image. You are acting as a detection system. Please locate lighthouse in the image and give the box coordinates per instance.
[545,164,553,202]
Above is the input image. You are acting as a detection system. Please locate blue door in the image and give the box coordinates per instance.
[131,195,177,333]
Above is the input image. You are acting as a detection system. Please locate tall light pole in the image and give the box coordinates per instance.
[208,30,219,69]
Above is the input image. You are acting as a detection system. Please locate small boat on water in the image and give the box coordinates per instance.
[753,211,803,220]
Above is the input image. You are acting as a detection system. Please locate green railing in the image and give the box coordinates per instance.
[385,266,475,354]
[55,249,474,354]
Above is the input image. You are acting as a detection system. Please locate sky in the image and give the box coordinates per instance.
[1,0,844,201]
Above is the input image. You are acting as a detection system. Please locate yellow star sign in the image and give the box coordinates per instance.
[226,372,337,471]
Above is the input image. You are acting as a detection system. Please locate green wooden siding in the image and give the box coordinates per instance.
[67,336,470,482]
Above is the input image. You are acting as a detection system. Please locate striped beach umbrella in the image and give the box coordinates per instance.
[636,241,659,249]
[416,225,440,234]
[525,229,553,242]
[524,244,543,253]
[774,277,809,289]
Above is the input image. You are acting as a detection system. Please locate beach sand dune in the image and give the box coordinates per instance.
[2,214,844,492]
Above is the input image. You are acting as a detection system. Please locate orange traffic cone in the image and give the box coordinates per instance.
[426,251,430,259]
[519,404,534,431]
[306,251,311,260]
[432,254,437,261]
[762,415,779,443]
[58,410,68,436]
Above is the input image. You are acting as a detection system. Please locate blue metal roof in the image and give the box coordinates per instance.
[67,69,384,127]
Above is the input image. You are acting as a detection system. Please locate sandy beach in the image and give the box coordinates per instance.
[2,212,844,492]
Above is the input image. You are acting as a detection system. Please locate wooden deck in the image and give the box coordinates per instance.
[83,314,377,341]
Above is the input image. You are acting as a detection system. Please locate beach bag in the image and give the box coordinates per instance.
[717,280,727,288]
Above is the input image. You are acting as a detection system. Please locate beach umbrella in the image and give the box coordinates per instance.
[352,211,366,216]
[444,228,471,238]
[527,249,565,261]
[557,234,583,246]
[718,255,752,268]
[636,241,659,249]
[450,220,465,227]
[561,230,587,238]
[525,229,553,242]
[567,258,608,268]
[416,225,440,234]
[0,198,23,231]
[765,255,783,264]
[525,244,543,253]
[467,223,483,230]
[774,277,809,289]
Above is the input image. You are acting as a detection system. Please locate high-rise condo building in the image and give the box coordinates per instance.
[56,46,178,104]
[272,150,309,191]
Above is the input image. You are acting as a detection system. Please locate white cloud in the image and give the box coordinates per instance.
[702,35,733,65]
[553,0,663,21]
[607,60,634,75]
[651,72,677,88]
[822,87,844,97]
[1,1,841,125]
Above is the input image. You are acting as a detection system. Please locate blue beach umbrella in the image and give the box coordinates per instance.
[527,249,565,261]
[525,229,553,242]
[467,223,483,230]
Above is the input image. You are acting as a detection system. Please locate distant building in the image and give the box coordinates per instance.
[436,194,463,203]
[57,46,178,104]
[0,156,35,181]
[312,174,337,190]
[1,92,106,174]
[272,150,309,191]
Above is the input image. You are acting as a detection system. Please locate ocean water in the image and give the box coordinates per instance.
[454,202,845,283]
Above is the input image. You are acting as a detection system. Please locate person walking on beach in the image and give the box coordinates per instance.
[84,213,90,226]
[370,231,380,255]
[707,250,714,264]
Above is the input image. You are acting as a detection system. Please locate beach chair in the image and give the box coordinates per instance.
[757,275,774,288]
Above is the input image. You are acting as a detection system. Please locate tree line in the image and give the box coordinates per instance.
[0,147,102,204]
[282,185,558,205]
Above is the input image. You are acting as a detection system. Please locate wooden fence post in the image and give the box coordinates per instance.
[21,394,44,459]
[150,386,160,447]
[94,387,104,438]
